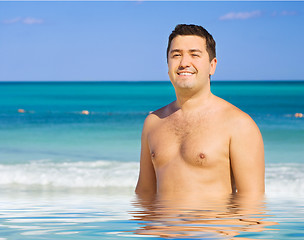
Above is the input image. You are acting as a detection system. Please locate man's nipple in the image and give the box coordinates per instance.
[194,153,207,166]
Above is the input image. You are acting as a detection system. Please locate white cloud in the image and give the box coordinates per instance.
[22,17,44,24]
[281,11,298,16]
[272,10,299,17]
[2,17,44,25]
[219,10,262,21]
[2,17,22,24]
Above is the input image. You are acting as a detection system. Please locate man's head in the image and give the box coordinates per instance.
[167,24,217,90]
[167,24,216,63]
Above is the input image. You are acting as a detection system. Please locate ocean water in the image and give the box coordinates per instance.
[0,81,303,239]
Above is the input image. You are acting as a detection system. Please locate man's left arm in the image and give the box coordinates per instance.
[230,114,265,196]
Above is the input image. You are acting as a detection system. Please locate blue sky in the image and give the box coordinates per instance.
[0,1,303,81]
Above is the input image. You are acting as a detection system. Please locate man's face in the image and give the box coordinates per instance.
[168,35,217,90]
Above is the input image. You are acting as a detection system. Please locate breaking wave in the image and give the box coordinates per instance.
[1,160,304,197]
[0,160,138,189]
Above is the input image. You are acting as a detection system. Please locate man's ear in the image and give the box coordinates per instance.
[209,58,217,76]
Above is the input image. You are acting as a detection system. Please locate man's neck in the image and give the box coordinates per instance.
[174,85,213,113]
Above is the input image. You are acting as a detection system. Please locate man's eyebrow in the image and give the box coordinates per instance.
[170,49,182,54]
[189,49,202,53]
[170,49,202,54]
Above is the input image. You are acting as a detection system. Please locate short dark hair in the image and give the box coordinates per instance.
[167,24,216,62]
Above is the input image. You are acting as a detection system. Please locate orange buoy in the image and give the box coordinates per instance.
[81,110,89,115]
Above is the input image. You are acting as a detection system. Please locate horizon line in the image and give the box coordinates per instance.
[0,79,304,83]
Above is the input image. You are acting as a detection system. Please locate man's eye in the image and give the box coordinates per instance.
[172,54,181,57]
[192,54,200,57]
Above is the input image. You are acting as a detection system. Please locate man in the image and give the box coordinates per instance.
[135,24,264,200]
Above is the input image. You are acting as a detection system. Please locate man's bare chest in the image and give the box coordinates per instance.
[148,115,230,169]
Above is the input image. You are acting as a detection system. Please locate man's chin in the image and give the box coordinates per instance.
[175,81,195,89]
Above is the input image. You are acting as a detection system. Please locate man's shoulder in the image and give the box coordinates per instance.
[143,102,175,130]
[146,102,175,121]
[214,96,258,131]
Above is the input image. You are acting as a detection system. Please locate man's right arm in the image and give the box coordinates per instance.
[135,115,157,197]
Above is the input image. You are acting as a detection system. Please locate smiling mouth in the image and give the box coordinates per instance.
[177,72,194,76]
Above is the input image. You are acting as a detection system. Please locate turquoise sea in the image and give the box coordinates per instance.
[0,81,304,239]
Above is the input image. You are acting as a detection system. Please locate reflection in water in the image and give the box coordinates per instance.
[130,194,278,239]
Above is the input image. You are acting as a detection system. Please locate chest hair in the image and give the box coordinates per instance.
[166,112,208,143]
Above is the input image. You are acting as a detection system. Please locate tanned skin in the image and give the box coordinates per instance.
[135,35,264,201]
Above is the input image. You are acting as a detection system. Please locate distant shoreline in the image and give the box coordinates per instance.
[0,80,304,84]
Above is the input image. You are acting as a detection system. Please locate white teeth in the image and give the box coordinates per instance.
[178,72,193,76]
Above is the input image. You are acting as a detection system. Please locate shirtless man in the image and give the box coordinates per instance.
[135,24,264,201]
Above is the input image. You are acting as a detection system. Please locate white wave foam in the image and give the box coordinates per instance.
[1,161,303,196]
[0,160,139,188]
[266,163,304,197]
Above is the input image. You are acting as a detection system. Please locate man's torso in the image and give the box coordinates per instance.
[146,96,239,199]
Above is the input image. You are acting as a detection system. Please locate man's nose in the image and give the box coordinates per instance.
[179,55,191,68]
